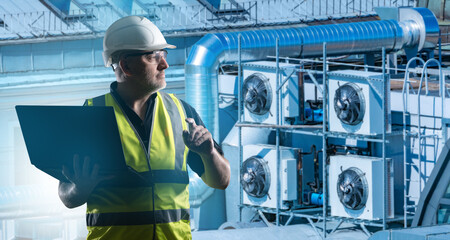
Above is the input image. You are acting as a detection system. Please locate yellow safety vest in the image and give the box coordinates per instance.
[85,92,191,240]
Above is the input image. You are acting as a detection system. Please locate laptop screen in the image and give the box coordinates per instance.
[16,105,128,182]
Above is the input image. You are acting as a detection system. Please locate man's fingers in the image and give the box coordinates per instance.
[91,163,99,179]
[194,132,211,147]
[185,118,197,132]
[73,154,81,178]
[182,130,190,144]
[100,175,115,182]
[83,156,91,176]
[191,126,205,142]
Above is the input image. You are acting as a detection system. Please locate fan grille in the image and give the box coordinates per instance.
[334,82,365,125]
[240,156,270,198]
[243,73,272,115]
[337,167,368,210]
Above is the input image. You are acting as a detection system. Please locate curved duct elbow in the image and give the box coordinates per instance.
[399,20,421,47]
[398,7,440,51]
[185,29,303,139]
[185,7,438,139]
[189,169,215,208]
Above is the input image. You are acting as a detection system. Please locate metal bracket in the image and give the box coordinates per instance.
[360,222,372,237]
[257,210,273,227]
[366,76,386,100]
[306,217,324,240]
[306,70,323,94]
[277,68,296,92]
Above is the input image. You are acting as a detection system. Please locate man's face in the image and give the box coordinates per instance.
[124,50,169,92]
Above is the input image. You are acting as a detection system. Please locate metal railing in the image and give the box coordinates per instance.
[0,0,415,41]
[402,58,446,227]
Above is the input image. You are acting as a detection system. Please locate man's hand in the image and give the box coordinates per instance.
[59,154,111,208]
[62,154,103,195]
[182,118,214,157]
[182,118,230,190]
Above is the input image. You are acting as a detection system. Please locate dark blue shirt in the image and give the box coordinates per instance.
[107,82,222,176]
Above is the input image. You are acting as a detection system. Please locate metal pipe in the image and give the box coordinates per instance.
[185,7,439,140]
[275,37,281,226]
[322,41,328,239]
[382,46,387,230]
[238,33,243,222]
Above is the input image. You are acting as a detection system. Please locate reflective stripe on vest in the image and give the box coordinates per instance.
[86,208,190,226]
[85,92,190,238]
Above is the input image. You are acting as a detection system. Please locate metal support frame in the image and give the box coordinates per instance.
[382,47,388,230]
[307,217,324,239]
[276,37,281,226]
[329,219,343,235]
[284,213,294,226]
[257,210,273,227]
[238,34,243,222]
[322,42,328,238]
[241,204,409,227]
[360,222,372,237]
[235,31,447,237]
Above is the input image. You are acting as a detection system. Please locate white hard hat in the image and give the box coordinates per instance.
[102,16,176,67]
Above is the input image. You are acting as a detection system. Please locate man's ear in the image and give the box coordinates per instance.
[119,58,133,76]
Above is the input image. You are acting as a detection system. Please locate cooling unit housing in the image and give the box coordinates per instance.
[329,70,391,135]
[241,144,298,209]
[329,155,394,220]
[242,61,299,125]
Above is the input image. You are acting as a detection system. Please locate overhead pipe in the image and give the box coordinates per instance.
[185,7,439,139]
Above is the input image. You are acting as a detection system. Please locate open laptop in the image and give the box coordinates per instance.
[16,105,130,182]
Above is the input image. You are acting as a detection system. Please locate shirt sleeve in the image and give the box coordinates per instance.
[180,99,224,177]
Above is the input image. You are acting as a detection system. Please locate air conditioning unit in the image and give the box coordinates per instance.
[241,144,298,209]
[242,61,299,125]
[329,155,394,220]
[329,70,391,135]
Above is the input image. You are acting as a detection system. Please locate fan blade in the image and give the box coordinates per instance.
[348,103,361,123]
[339,110,349,121]
[343,194,352,205]
[350,194,358,209]
[339,183,346,193]
[355,188,363,202]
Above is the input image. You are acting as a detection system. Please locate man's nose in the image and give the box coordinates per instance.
[158,57,169,70]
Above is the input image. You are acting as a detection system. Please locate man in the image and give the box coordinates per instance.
[58,16,230,240]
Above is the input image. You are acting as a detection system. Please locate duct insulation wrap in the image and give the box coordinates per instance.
[185,8,438,139]
[189,168,214,208]
[0,185,79,219]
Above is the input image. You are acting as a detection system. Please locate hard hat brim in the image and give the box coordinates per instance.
[103,43,177,67]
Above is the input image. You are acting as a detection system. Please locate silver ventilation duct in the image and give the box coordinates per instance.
[185,7,439,139]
